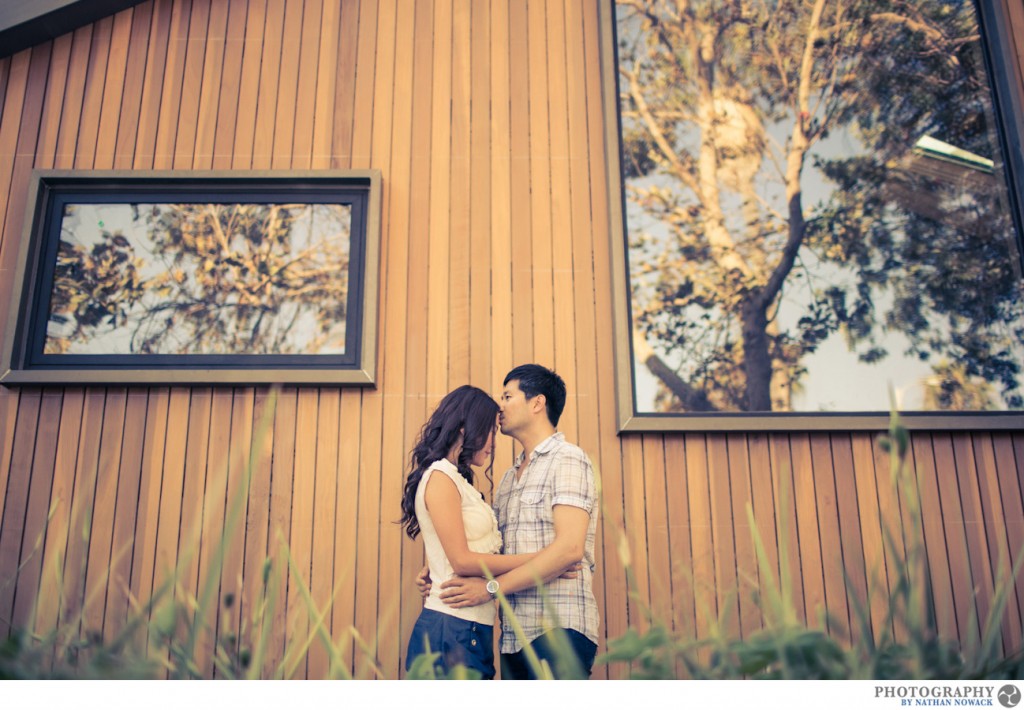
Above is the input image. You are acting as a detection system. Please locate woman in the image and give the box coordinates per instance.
[400,385,536,679]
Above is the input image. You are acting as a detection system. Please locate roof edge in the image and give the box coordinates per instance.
[0,0,147,59]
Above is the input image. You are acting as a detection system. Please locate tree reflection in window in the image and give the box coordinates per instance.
[46,201,351,356]
[617,0,1024,413]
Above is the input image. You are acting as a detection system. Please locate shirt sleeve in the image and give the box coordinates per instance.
[550,447,596,515]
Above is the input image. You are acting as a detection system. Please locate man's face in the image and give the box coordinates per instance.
[499,379,533,436]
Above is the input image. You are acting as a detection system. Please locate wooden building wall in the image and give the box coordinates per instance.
[0,0,1022,679]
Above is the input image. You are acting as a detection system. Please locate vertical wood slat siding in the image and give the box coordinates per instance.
[31,389,83,639]
[727,433,759,640]
[111,393,146,636]
[546,0,577,437]
[214,388,255,672]
[237,388,274,673]
[975,434,1024,654]
[683,434,715,666]
[641,435,671,627]
[951,433,995,647]
[707,434,740,638]
[850,432,891,642]
[0,51,28,631]
[10,390,61,636]
[397,0,435,669]
[662,437,691,679]
[447,0,470,386]
[1,0,1023,679]
[526,0,553,371]
[1010,434,1024,637]
[790,434,827,629]
[378,0,416,678]
[579,0,628,678]
[196,389,234,676]
[768,435,805,625]
[620,434,648,636]
[937,434,985,643]
[834,435,870,644]
[329,0,368,673]
[993,434,1024,646]
[353,0,391,675]
[507,0,532,369]
[871,430,910,643]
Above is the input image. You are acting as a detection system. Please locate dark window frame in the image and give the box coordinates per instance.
[1,169,381,386]
[600,0,1024,431]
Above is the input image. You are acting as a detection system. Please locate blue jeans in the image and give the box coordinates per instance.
[405,608,495,679]
[500,628,597,680]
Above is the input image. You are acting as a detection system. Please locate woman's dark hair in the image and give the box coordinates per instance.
[400,385,499,539]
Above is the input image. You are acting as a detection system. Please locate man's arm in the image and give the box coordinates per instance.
[438,503,589,608]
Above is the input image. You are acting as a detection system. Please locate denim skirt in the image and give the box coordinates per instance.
[405,608,495,679]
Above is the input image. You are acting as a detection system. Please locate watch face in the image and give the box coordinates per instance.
[486,580,499,594]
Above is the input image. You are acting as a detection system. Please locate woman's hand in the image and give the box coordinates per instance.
[416,565,431,598]
[558,561,583,579]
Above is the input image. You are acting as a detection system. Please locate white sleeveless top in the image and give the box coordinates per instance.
[416,458,502,624]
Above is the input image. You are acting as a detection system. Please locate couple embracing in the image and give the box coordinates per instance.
[400,364,600,680]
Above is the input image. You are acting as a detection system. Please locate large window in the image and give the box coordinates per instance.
[1,170,381,385]
[603,0,1024,430]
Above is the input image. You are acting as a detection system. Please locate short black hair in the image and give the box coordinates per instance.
[504,364,567,427]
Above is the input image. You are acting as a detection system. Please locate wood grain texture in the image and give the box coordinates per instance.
[9,390,61,633]
[581,0,627,677]
[850,432,889,640]
[397,0,435,673]
[32,389,85,639]
[684,433,715,665]
[0,389,41,637]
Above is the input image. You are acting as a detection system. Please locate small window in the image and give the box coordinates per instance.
[1,170,381,385]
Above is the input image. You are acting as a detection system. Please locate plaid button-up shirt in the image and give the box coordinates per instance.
[494,432,600,654]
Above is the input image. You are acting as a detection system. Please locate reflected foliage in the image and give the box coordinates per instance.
[619,0,1023,412]
[47,203,351,356]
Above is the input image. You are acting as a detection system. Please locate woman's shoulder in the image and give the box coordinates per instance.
[426,458,459,474]
[422,458,463,485]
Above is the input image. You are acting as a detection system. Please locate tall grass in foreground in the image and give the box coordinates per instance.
[600,410,1024,679]
[1,406,1022,679]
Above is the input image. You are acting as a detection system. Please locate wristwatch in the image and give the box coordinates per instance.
[486,579,500,599]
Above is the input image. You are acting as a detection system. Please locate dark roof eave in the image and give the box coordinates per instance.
[0,0,147,59]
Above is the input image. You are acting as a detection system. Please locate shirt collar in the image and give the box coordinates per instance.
[512,432,565,468]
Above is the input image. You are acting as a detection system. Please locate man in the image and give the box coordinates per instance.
[432,364,600,679]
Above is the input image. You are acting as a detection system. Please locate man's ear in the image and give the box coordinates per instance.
[531,394,547,415]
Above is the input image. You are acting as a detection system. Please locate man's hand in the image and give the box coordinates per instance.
[438,576,492,608]
[416,565,431,599]
[438,561,581,608]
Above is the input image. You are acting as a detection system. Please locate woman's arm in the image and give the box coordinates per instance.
[424,473,535,577]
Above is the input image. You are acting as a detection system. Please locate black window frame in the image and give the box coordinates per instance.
[1,169,381,386]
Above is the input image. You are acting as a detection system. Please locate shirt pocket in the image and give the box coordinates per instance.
[516,487,551,525]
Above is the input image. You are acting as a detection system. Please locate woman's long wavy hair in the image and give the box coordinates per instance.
[400,385,500,540]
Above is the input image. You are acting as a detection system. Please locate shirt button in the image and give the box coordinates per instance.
[471,639,477,646]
